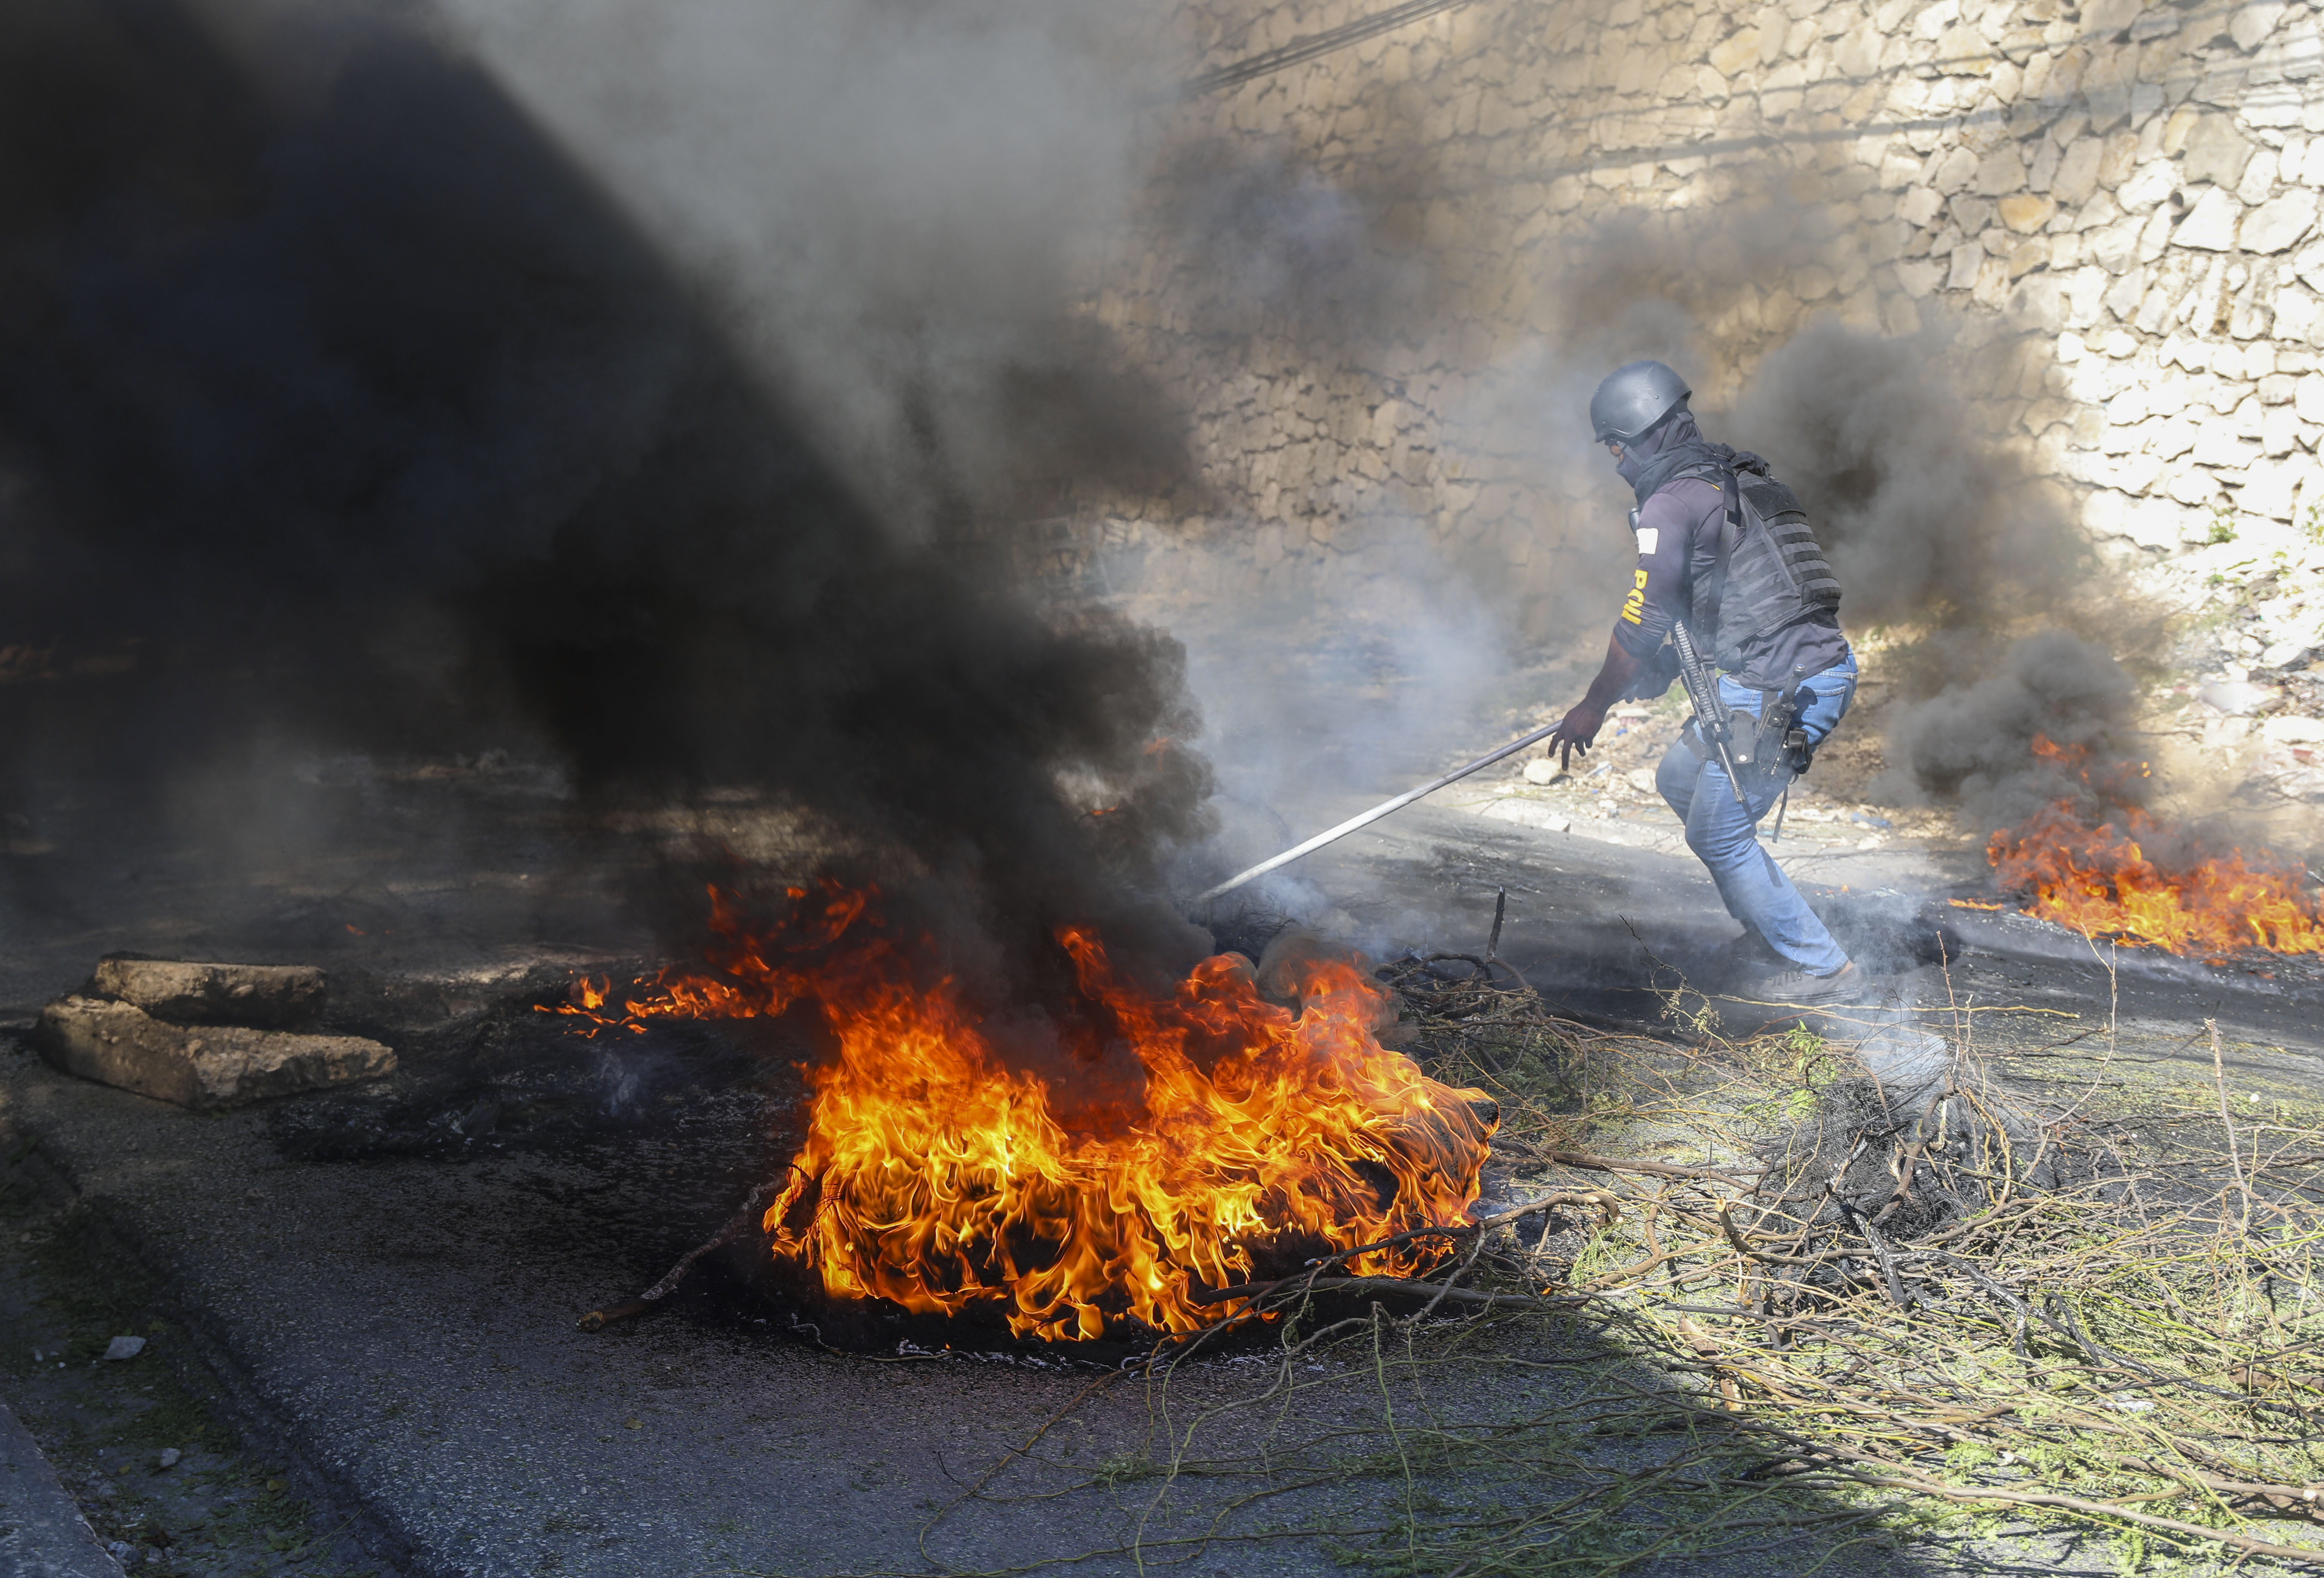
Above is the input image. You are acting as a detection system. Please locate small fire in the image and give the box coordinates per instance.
[555,884,1497,1340]
[1981,737,2324,956]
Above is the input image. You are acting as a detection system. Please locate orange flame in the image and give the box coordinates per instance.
[555,884,1497,1340]
[1986,738,2324,955]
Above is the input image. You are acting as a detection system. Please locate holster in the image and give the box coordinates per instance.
[1689,688,1814,780]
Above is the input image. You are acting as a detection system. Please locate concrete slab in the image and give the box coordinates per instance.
[35,997,394,1111]
[87,960,328,1030]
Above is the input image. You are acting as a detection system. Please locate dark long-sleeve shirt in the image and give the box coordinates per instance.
[1610,476,1848,691]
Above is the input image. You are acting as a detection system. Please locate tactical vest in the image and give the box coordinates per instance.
[1673,456,1842,672]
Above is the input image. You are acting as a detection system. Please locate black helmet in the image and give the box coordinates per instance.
[1589,360,1691,444]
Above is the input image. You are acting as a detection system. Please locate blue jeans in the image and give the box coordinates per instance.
[1653,656,1858,976]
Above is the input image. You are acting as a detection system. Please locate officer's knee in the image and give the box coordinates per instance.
[1684,805,1756,865]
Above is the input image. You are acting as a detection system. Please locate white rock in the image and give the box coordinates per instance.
[2053,140,2103,208]
[2139,207,2176,264]
[104,1336,145,1361]
[2081,490,2135,539]
[2243,81,2307,128]
[1478,799,1570,833]
[2241,148,2283,207]
[2184,115,2257,189]
[2254,14,2324,85]
[2260,595,2324,646]
[2233,0,2289,52]
[2296,374,2324,424]
[2148,415,2202,458]
[2096,491,2199,549]
[2263,400,2308,454]
[1947,240,1986,291]
[2117,161,2178,213]
[2064,265,2112,328]
[2064,446,2128,484]
[1522,757,1562,784]
[2013,271,2070,331]
[2243,191,2319,253]
[2165,466,2226,507]
[2175,187,2244,251]
[2237,517,2304,557]
[2241,456,2306,518]
[1626,768,1657,793]
[2275,284,2322,346]
[2263,714,2324,743]
[1898,184,1944,227]
[2116,453,2167,495]
[1974,145,2027,196]
[2192,425,2263,467]
[2088,214,2143,272]
[1894,258,1944,298]
[2201,679,2282,714]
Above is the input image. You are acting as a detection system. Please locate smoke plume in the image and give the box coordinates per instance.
[1725,321,2088,629]
[1871,630,2145,830]
[0,0,1214,992]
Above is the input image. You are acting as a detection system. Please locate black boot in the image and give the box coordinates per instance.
[1704,926,1782,983]
[1747,960,1865,1006]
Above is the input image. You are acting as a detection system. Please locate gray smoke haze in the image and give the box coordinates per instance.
[438,0,1193,535]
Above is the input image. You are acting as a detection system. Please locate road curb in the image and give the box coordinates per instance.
[0,1394,127,1578]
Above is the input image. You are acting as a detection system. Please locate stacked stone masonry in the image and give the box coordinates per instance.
[1091,0,2324,639]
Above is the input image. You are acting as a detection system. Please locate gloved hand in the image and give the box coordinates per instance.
[1545,701,1605,770]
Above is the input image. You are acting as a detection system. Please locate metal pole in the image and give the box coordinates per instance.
[1192,718,1567,904]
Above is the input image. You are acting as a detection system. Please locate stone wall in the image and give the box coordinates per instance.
[1077,0,2324,653]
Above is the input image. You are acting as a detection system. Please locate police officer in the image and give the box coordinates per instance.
[1544,361,1863,1004]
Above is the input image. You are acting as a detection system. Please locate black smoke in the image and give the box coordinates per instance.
[0,0,1212,991]
[1726,321,2089,628]
[1871,630,2145,830]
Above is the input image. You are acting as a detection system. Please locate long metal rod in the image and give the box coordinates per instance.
[1193,719,1566,904]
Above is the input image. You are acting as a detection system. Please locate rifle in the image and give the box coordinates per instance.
[1671,619,1747,806]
